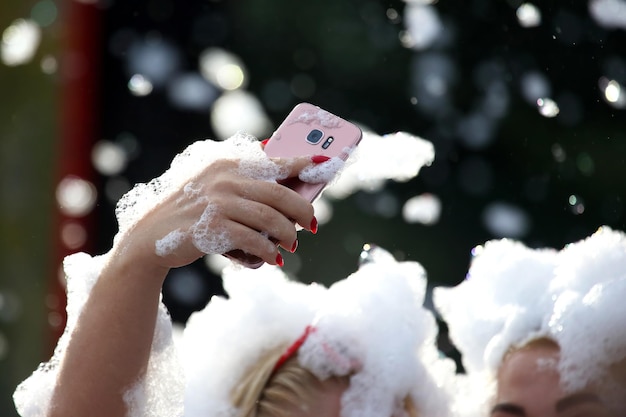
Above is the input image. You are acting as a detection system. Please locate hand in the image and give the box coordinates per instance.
[111,156,318,273]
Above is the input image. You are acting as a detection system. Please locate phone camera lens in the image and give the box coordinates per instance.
[306,129,324,144]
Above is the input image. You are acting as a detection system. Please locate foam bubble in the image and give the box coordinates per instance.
[190,203,235,255]
[182,248,457,417]
[290,107,342,129]
[298,157,345,184]
[155,228,186,257]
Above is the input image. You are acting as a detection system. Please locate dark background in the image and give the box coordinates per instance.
[97,0,626,320]
[1,0,625,415]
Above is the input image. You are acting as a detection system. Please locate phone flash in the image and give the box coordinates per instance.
[322,136,335,149]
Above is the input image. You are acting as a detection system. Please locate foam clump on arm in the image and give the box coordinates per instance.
[12,252,185,417]
[116,133,278,257]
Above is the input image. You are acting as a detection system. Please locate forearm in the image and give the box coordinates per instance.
[49,246,169,417]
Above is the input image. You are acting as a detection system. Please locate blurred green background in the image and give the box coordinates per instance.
[2,0,626,415]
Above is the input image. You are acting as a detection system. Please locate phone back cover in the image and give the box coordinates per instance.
[264,102,363,202]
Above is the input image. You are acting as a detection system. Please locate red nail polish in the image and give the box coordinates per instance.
[290,239,298,253]
[310,217,318,234]
[261,138,270,146]
[276,253,284,267]
[311,155,331,164]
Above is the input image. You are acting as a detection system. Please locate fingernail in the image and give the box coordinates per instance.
[276,253,284,267]
[290,239,298,253]
[261,138,270,146]
[311,155,331,164]
[310,217,318,234]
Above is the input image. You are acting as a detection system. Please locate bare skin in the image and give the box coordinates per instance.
[493,343,614,417]
[49,156,318,417]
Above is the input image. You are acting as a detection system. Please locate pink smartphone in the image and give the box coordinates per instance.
[225,102,363,268]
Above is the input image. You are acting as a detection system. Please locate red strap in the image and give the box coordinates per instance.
[272,325,316,373]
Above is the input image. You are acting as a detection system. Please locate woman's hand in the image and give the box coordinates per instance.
[112,155,319,273]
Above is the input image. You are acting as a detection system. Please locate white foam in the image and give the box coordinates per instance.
[12,252,185,417]
[298,157,345,184]
[189,202,234,255]
[182,247,457,417]
[291,107,342,129]
[156,229,186,257]
[324,131,435,199]
[402,193,441,225]
[434,226,626,413]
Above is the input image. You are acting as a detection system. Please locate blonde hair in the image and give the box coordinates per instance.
[231,344,420,417]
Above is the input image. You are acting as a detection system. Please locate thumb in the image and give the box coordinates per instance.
[271,155,332,179]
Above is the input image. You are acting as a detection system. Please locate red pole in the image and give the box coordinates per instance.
[48,0,102,351]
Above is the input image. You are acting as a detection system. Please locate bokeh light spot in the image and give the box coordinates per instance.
[483,202,531,238]
[40,54,57,74]
[576,153,595,176]
[167,73,218,110]
[92,140,128,176]
[56,176,97,217]
[569,194,586,215]
[61,222,87,249]
[128,74,153,96]
[516,3,542,28]
[200,48,248,91]
[1,19,41,66]
[31,0,58,27]
[537,97,560,117]
[210,90,272,140]
[599,77,626,108]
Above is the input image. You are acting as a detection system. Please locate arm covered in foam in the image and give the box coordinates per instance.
[13,137,318,417]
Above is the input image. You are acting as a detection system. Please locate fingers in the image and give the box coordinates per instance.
[190,155,326,267]
[224,220,285,266]
[240,179,315,232]
[225,198,299,250]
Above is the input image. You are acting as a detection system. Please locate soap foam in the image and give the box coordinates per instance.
[325,131,435,199]
[298,156,345,184]
[435,226,626,415]
[182,247,457,417]
[291,108,343,129]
